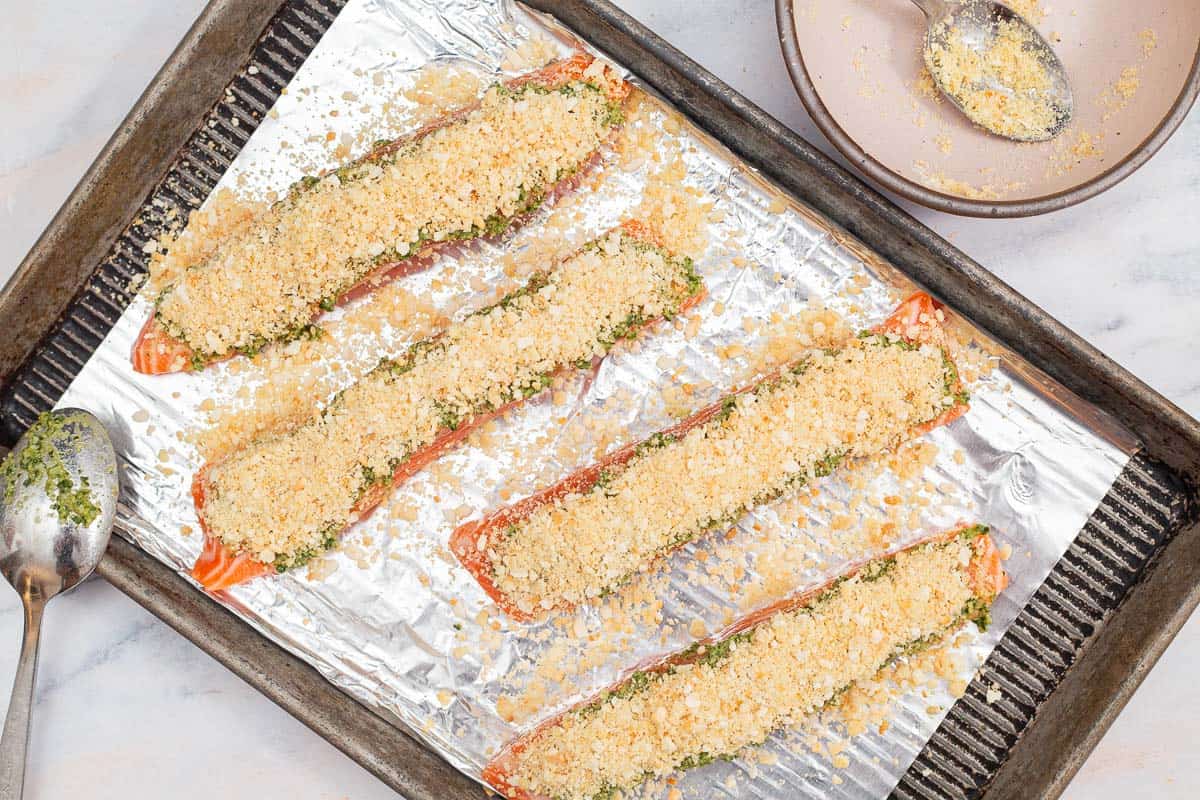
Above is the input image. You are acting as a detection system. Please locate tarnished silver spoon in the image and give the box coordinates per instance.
[912,0,1073,141]
[0,409,117,798]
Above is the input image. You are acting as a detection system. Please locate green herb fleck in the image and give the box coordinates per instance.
[1,412,101,527]
[577,669,666,719]
[716,394,740,421]
[678,629,755,668]
[273,525,338,572]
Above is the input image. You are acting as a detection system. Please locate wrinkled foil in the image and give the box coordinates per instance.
[58,1,1134,796]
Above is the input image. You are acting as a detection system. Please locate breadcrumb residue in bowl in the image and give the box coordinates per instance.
[924,16,1058,141]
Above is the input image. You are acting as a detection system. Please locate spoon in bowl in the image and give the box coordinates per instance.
[911,0,1072,141]
[0,409,118,798]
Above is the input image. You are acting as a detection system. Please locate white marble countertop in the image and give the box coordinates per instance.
[1,2,1197,798]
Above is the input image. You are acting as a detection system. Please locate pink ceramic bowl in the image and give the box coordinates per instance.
[777,0,1200,217]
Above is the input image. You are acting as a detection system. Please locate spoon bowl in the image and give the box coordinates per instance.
[913,0,1073,141]
[0,410,118,599]
[0,409,118,798]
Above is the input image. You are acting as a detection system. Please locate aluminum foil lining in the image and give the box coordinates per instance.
[57,0,1134,796]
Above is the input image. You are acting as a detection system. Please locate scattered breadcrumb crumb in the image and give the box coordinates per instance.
[1139,29,1158,60]
[913,160,1024,200]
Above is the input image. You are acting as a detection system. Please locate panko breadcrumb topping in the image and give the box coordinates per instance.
[482,335,962,615]
[197,227,700,570]
[490,434,977,732]
[492,529,1002,800]
[1003,0,1045,25]
[924,16,1061,141]
[155,60,626,364]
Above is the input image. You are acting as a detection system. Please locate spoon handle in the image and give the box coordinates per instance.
[0,598,44,799]
[909,0,954,19]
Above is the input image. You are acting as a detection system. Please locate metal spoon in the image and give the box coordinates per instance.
[911,0,1072,141]
[0,409,117,798]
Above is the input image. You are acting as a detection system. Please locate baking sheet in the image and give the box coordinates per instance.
[56,0,1133,796]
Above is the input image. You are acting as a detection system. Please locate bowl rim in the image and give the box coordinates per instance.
[775,0,1200,218]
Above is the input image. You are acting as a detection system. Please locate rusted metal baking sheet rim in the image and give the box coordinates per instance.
[0,1,1196,798]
